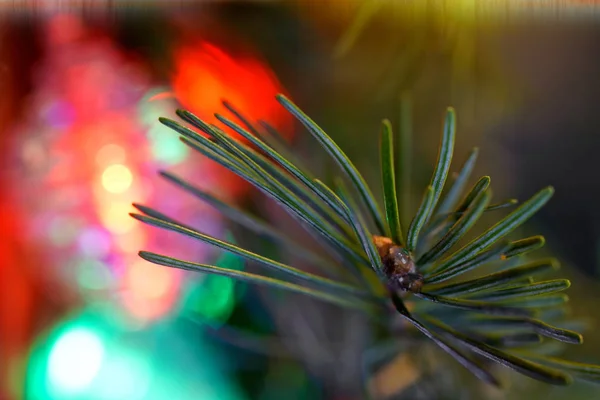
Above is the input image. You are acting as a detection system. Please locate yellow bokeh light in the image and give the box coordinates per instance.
[101,164,133,194]
[99,201,135,234]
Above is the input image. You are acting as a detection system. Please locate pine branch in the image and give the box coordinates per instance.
[134,93,599,389]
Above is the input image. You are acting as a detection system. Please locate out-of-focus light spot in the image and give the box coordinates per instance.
[138,88,171,124]
[27,310,244,399]
[171,41,293,141]
[77,260,113,291]
[93,350,151,400]
[170,41,294,197]
[123,293,173,323]
[193,276,235,322]
[47,327,105,393]
[101,164,133,194]
[185,249,243,324]
[96,144,126,167]
[138,88,188,165]
[122,260,179,322]
[78,228,111,258]
[99,201,135,234]
[147,124,188,165]
[127,260,173,300]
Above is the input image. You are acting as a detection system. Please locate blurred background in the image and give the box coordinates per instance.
[1,1,600,399]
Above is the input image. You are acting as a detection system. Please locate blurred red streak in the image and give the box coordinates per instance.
[0,200,42,397]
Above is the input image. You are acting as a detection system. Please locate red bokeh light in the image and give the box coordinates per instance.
[171,40,294,197]
[172,41,293,141]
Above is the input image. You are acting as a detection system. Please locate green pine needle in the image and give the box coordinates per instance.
[424,107,456,225]
[407,186,435,252]
[139,251,378,314]
[432,186,554,275]
[380,119,404,245]
[436,147,479,216]
[276,94,388,236]
[418,178,491,265]
[131,209,371,299]
[427,258,559,296]
[422,316,573,386]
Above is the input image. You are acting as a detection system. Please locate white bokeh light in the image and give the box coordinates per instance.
[47,327,105,393]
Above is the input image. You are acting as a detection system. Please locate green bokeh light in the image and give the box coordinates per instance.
[25,312,107,400]
[26,309,246,400]
[183,245,245,324]
[25,312,152,400]
[147,124,188,165]
[138,88,189,166]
